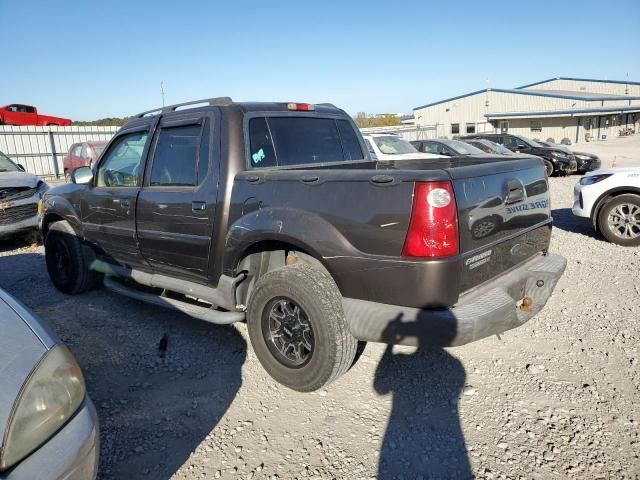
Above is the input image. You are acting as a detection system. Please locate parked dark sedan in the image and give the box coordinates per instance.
[536,141,601,173]
[462,133,577,176]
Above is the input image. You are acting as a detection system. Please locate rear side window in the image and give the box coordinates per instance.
[150,125,200,186]
[248,116,365,168]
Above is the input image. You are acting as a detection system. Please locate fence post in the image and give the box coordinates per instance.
[48,130,60,178]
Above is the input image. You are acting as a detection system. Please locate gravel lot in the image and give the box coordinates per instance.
[1,146,639,480]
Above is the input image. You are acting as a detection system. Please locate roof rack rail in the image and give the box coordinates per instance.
[134,97,233,118]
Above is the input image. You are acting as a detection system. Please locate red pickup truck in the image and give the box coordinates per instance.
[0,104,71,126]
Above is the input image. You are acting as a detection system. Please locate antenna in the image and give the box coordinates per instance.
[625,72,629,95]
[161,81,166,107]
[485,78,490,108]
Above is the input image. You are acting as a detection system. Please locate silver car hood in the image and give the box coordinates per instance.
[0,171,41,188]
[0,290,56,449]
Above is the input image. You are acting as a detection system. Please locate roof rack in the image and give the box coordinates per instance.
[134,97,233,118]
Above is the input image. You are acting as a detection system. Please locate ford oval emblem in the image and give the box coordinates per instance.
[510,244,523,256]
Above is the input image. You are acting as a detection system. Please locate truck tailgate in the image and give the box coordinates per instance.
[447,158,552,293]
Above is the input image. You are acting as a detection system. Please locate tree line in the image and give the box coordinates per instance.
[353,112,402,128]
[72,117,128,126]
[72,113,403,128]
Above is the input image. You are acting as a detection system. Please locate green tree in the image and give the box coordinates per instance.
[72,117,128,126]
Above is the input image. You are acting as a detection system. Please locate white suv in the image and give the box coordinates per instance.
[572,167,640,246]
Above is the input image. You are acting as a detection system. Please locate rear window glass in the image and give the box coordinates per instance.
[337,119,364,161]
[249,118,277,168]
[248,116,364,168]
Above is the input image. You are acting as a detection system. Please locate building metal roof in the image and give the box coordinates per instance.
[516,77,640,89]
[484,105,640,120]
[413,88,640,111]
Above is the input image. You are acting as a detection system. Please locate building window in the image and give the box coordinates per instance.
[530,121,542,132]
[451,123,460,135]
[465,123,476,134]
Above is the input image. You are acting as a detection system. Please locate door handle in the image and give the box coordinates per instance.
[192,201,206,212]
[118,199,130,209]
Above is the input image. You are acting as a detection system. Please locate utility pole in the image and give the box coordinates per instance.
[161,81,165,107]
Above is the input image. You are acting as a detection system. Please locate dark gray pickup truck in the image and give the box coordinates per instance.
[41,98,566,391]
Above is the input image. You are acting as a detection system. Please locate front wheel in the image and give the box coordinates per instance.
[597,194,640,246]
[45,221,102,293]
[543,160,554,177]
[247,263,357,392]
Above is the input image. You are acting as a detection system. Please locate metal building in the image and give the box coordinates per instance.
[413,77,640,144]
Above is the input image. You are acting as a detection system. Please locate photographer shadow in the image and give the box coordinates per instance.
[373,315,472,480]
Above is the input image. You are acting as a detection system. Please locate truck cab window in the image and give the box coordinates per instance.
[249,118,277,168]
[336,120,364,161]
[150,125,200,186]
[97,132,148,187]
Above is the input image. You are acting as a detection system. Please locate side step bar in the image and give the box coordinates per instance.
[103,277,245,325]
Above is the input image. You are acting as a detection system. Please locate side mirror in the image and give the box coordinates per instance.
[17,164,25,172]
[71,166,94,185]
[515,144,527,150]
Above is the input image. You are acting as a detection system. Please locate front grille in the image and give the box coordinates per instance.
[0,187,37,201]
[0,203,38,226]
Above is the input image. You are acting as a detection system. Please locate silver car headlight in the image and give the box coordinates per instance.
[0,344,85,470]
[574,154,591,160]
[551,151,567,158]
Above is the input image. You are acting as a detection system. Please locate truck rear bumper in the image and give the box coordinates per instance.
[342,253,566,347]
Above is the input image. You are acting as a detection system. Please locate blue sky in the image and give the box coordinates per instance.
[1,0,638,121]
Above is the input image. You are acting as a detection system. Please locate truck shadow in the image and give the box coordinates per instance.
[373,317,472,480]
[551,207,601,239]
[66,299,247,480]
[0,248,246,480]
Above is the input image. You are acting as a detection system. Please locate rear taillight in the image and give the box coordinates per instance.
[402,181,459,258]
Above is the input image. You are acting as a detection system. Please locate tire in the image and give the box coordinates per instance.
[45,221,102,294]
[597,194,640,247]
[64,169,70,183]
[247,263,357,392]
[543,160,554,177]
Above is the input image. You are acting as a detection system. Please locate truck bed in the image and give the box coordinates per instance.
[228,156,551,309]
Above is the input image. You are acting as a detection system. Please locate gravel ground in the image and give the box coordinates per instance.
[1,172,639,480]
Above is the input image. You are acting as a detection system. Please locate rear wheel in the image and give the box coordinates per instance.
[45,221,102,293]
[597,194,640,246]
[247,263,357,392]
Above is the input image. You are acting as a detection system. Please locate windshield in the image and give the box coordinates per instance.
[0,151,20,172]
[442,140,485,155]
[373,136,417,155]
[516,135,543,148]
[480,140,513,155]
[94,145,106,155]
